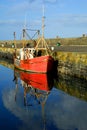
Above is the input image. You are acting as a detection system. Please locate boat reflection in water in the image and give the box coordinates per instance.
[2,69,55,130]
[14,69,54,106]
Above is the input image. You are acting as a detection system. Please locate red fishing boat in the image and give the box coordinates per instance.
[14,13,54,73]
[14,55,54,73]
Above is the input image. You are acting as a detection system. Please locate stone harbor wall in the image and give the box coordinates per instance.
[0,48,20,61]
[53,52,87,80]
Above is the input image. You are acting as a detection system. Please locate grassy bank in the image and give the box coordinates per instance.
[0,36,87,48]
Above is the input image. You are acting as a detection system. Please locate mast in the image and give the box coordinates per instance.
[34,4,51,55]
[13,32,17,58]
[13,32,16,48]
[22,29,26,48]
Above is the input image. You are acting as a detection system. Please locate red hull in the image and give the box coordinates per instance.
[14,55,54,73]
[19,72,53,91]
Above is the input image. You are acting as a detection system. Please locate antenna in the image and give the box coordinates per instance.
[22,13,27,47]
[42,4,45,38]
[42,4,45,17]
[24,13,27,30]
[22,13,27,40]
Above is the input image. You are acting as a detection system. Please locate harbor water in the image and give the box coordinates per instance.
[0,60,87,130]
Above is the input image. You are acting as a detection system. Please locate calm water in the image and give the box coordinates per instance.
[0,62,87,130]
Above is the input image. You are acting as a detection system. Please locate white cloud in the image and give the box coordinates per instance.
[0,19,23,26]
[50,14,87,27]
[43,0,57,3]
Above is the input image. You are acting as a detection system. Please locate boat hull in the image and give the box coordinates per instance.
[14,55,54,73]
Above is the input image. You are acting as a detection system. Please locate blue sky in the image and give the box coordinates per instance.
[0,0,87,40]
